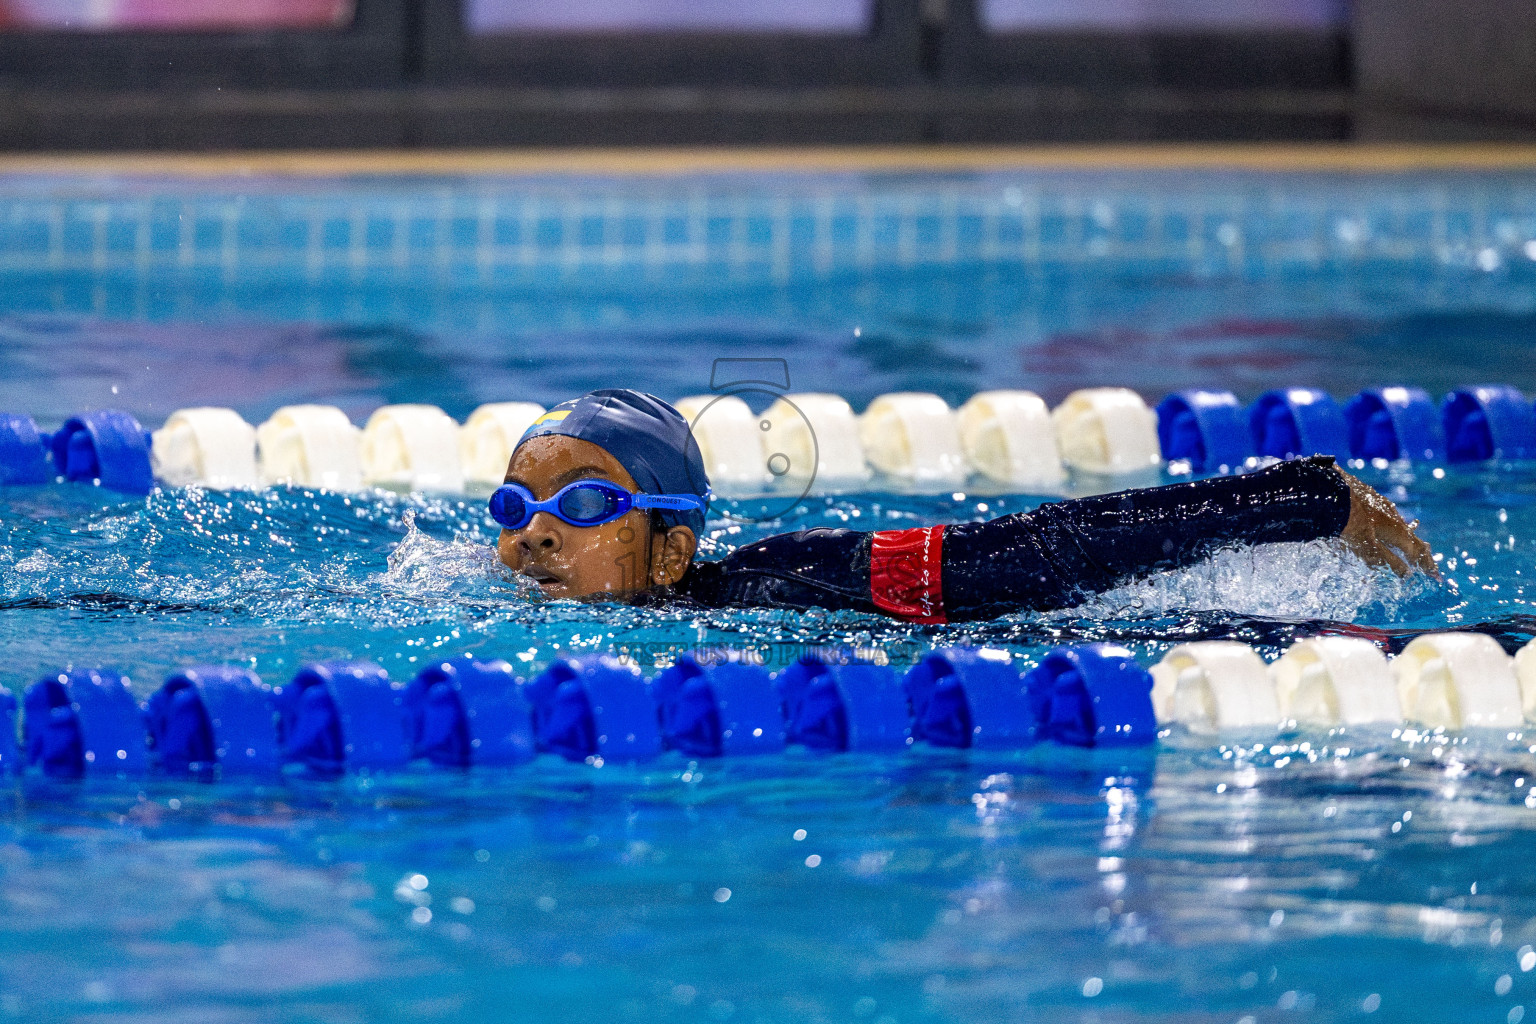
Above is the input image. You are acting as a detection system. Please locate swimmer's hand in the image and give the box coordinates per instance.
[1334,466,1439,578]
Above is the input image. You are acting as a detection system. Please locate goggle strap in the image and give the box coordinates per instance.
[632,494,705,511]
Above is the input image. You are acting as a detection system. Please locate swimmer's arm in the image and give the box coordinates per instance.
[1335,465,1438,577]
[676,458,1434,623]
[933,457,1427,621]
[671,527,878,613]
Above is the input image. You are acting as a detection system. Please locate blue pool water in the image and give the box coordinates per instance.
[5,166,1536,1022]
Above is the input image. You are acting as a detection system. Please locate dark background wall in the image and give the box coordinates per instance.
[0,0,1528,150]
[1353,0,1536,141]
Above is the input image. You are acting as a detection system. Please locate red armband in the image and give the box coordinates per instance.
[869,525,947,624]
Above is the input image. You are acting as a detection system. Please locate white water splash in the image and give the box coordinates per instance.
[12,550,54,574]
[382,510,542,601]
[1062,540,1435,621]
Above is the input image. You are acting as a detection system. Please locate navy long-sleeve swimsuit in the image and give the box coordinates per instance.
[669,457,1352,622]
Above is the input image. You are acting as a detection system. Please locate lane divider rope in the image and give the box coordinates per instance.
[6,384,1534,497]
[4,633,1534,781]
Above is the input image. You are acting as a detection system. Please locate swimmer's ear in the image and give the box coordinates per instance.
[650,525,697,587]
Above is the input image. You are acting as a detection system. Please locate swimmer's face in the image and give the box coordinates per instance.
[496,435,697,601]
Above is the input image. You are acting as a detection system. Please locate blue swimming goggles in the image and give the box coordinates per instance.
[488,479,707,531]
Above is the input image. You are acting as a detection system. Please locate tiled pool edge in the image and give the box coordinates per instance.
[3,165,1536,292]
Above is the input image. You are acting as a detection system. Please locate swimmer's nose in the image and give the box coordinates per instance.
[518,511,563,555]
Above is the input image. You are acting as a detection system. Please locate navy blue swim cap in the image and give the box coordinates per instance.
[517,389,710,537]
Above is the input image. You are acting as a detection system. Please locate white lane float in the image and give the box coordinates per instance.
[1517,638,1536,721]
[1392,632,1523,730]
[150,407,259,490]
[460,402,545,490]
[758,393,870,489]
[1269,636,1400,726]
[360,404,464,493]
[955,390,1065,490]
[858,393,967,487]
[673,394,769,494]
[1149,642,1279,732]
[1051,388,1163,477]
[256,405,364,492]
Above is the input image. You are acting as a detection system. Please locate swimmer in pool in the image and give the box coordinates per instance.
[493,389,1436,623]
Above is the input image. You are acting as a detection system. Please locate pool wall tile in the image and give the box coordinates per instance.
[0,172,1534,294]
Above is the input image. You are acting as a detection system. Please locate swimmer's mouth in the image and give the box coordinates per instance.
[520,565,563,586]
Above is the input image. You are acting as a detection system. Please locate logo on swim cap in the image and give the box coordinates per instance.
[526,409,572,431]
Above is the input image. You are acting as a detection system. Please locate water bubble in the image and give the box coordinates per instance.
[1335,218,1365,244]
[1060,540,1428,622]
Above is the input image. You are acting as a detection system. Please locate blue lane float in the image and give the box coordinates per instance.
[0,687,19,776]
[49,410,153,494]
[777,656,909,752]
[522,658,577,751]
[1344,387,1445,463]
[904,647,1035,749]
[1248,388,1348,460]
[1442,386,1536,463]
[707,663,788,755]
[145,666,279,776]
[1155,390,1253,474]
[526,656,661,763]
[653,657,784,758]
[23,669,147,778]
[276,661,410,774]
[650,655,708,753]
[1020,644,1157,747]
[773,656,822,743]
[404,657,535,767]
[0,413,50,486]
